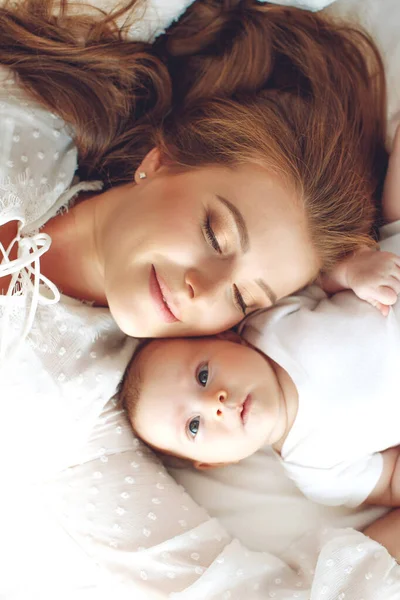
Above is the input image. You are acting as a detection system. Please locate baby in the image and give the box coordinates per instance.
[121,127,400,509]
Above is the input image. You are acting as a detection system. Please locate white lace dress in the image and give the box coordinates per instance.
[0,68,136,485]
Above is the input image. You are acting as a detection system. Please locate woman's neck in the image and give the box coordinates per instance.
[40,195,107,305]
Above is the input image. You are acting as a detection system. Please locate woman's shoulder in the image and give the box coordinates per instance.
[0,67,78,230]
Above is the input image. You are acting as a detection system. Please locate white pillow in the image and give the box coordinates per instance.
[84,0,338,44]
[260,0,337,10]
[325,0,400,144]
[131,0,339,42]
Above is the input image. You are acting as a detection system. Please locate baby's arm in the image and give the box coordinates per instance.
[320,127,400,316]
[365,446,400,507]
[382,124,400,223]
[363,507,400,563]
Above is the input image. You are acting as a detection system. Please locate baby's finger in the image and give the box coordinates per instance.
[375,285,398,305]
[391,254,400,269]
[389,275,400,295]
[377,302,390,317]
[366,298,390,316]
[379,256,400,280]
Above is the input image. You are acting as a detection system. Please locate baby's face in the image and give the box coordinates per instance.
[133,336,286,466]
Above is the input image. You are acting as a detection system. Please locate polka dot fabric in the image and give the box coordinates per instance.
[25,400,400,600]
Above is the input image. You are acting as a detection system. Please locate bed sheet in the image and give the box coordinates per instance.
[169,448,386,555]
[169,0,400,557]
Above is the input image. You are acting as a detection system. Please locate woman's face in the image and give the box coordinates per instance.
[97,149,319,337]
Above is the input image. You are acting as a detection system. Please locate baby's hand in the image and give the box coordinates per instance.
[321,248,400,316]
[337,248,400,316]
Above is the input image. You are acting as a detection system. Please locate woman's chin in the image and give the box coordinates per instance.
[109,300,228,338]
[109,304,175,338]
[107,303,144,338]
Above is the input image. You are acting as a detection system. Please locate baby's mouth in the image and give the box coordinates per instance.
[240,395,252,426]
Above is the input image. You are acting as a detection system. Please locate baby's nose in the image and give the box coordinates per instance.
[210,389,240,417]
[217,390,227,403]
[213,389,226,417]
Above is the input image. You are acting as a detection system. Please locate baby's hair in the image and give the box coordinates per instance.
[120,337,200,468]
[119,338,153,426]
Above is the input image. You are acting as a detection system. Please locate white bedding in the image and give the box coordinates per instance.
[170,447,386,555]
[2,1,400,599]
[326,0,400,141]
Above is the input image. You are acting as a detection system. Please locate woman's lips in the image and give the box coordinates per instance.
[149,265,180,323]
[240,395,252,426]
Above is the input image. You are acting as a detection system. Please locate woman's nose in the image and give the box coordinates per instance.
[184,264,231,300]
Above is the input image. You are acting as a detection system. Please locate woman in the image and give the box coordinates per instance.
[0,0,388,345]
[0,0,397,597]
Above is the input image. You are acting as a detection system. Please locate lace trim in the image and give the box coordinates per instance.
[0,167,52,208]
[0,179,104,366]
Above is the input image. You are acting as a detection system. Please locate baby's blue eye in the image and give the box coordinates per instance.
[197,364,209,387]
[188,417,200,437]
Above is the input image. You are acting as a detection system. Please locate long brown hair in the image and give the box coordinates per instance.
[0,0,388,271]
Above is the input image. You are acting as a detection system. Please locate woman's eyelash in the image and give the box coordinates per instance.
[202,214,222,254]
[233,284,248,316]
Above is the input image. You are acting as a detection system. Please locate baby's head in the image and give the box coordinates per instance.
[121,333,287,468]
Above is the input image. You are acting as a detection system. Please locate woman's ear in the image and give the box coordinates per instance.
[134,147,162,184]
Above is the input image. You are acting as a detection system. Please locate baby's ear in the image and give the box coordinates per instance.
[194,461,233,470]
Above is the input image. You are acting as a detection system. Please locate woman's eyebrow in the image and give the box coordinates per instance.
[216,195,249,252]
[256,278,277,306]
[215,195,276,305]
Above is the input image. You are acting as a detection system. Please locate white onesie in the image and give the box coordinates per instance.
[240,222,400,508]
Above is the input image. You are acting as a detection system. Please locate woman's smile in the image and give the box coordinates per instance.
[149,265,181,323]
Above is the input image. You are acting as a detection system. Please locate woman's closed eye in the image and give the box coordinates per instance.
[202,212,249,316]
[233,283,248,316]
[202,213,222,254]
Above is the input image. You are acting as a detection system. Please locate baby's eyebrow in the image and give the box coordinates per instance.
[216,195,249,253]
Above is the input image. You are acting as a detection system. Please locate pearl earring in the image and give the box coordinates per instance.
[138,171,147,180]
